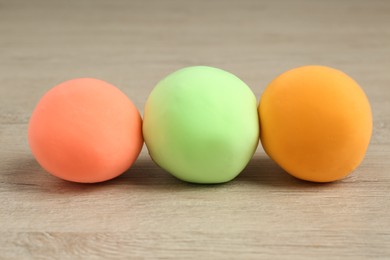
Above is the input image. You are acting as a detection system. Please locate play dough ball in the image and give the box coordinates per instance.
[259,65,372,182]
[143,66,259,184]
[28,78,143,183]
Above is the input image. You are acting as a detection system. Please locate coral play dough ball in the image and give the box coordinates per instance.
[143,66,259,184]
[259,66,372,182]
[28,78,143,183]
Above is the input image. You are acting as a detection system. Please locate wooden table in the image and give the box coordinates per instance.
[1,0,389,259]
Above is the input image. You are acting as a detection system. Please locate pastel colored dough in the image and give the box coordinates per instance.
[28,78,143,183]
[259,65,372,182]
[143,66,259,184]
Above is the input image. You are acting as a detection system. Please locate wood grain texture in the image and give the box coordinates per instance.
[1,0,389,259]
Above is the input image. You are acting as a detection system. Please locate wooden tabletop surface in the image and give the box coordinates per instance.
[1,0,389,259]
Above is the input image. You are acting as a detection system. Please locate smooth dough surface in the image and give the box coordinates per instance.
[259,65,372,182]
[28,78,143,183]
[143,66,259,184]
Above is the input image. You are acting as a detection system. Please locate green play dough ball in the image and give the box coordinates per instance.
[143,66,259,183]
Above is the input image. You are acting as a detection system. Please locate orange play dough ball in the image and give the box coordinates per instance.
[28,78,143,183]
[259,66,372,182]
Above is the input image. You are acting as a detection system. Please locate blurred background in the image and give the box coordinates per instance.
[1,0,389,120]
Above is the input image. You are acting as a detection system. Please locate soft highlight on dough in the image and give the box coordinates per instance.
[143,66,259,184]
[259,65,372,182]
[28,78,143,183]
